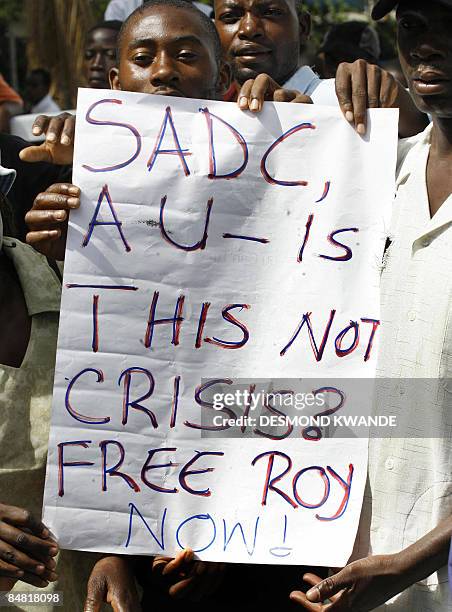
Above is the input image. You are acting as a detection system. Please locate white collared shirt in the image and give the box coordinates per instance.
[31,93,61,114]
[353,124,452,611]
[284,66,337,105]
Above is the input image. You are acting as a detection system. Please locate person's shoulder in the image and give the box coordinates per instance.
[48,98,61,113]
[396,123,432,180]
[0,132,29,166]
[3,237,61,310]
[104,0,141,20]
[284,66,338,106]
[33,96,61,114]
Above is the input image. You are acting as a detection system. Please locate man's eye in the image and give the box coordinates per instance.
[219,11,241,23]
[398,16,422,30]
[133,53,152,64]
[263,7,283,16]
[178,51,197,61]
[84,51,94,60]
[106,50,116,59]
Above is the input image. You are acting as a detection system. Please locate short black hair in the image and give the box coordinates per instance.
[321,21,381,63]
[87,20,123,37]
[28,68,52,89]
[214,0,304,16]
[117,0,222,64]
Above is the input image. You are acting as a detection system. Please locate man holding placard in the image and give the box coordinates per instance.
[21,1,315,608]
[213,0,428,137]
[292,1,452,610]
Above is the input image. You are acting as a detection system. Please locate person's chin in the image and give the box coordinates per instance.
[411,86,452,117]
[88,79,110,89]
[418,100,452,118]
[233,63,266,85]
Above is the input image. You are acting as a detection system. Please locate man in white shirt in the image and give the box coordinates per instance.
[291,1,452,610]
[214,0,336,103]
[214,0,428,137]
[25,69,61,115]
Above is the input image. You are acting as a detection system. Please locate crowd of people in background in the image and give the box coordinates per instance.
[0,0,451,610]
[0,0,410,135]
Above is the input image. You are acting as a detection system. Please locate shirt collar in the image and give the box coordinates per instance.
[396,123,433,187]
[397,124,452,239]
[0,149,16,196]
[3,237,61,316]
[283,65,321,96]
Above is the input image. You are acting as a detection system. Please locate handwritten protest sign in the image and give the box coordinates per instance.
[43,89,398,566]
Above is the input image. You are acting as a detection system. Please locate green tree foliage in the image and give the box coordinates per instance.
[0,0,22,23]
[91,0,110,20]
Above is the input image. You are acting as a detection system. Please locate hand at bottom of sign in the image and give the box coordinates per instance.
[152,548,226,602]
[289,554,411,611]
[0,502,58,589]
[84,555,140,612]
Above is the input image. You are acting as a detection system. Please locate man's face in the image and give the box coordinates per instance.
[84,27,119,89]
[397,0,452,117]
[214,0,307,86]
[111,6,227,100]
[25,75,47,105]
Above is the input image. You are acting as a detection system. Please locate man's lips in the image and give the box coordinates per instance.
[233,45,272,60]
[89,76,109,87]
[150,87,183,97]
[412,70,450,95]
[89,73,108,82]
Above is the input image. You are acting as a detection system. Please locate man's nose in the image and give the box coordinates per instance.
[237,11,264,40]
[150,52,178,83]
[91,52,105,69]
[411,39,447,63]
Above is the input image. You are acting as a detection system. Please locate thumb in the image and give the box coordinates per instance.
[291,94,314,104]
[109,591,140,612]
[110,598,127,612]
[84,577,106,612]
[19,145,52,164]
[162,547,194,576]
[305,569,352,603]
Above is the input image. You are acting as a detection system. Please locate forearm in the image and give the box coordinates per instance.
[395,514,452,586]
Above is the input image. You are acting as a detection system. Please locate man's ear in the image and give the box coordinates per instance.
[215,60,232,98]
[109,67,121,90]
[298,10,311,46]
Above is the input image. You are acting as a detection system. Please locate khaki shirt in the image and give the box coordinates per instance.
[0,238,99,611]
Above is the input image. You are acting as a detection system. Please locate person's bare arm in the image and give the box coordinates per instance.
[290,514,452,611]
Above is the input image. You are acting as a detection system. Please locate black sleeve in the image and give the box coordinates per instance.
[0,132,72,240]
